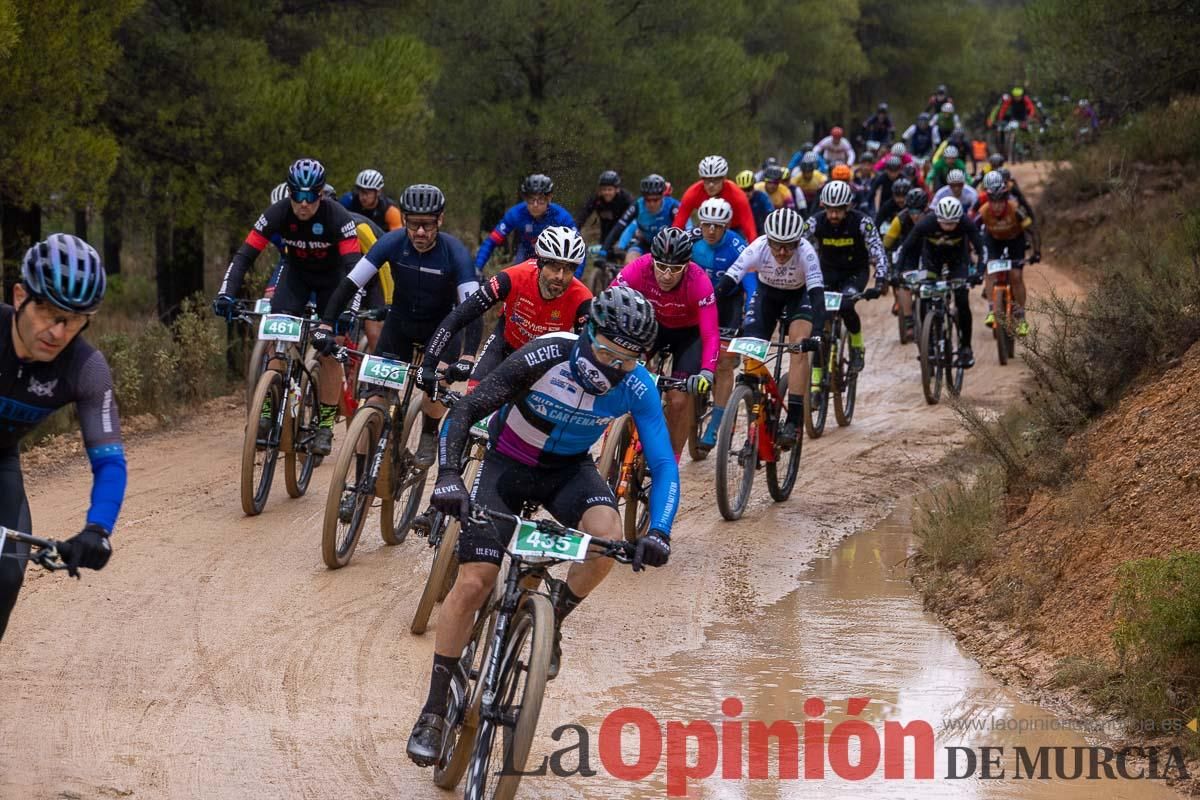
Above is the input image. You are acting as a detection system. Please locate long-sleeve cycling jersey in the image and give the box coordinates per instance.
[813,136,856,166]
[996,95,1038,124]
[897,213,985,272]
[754,181,795,210]
[422,259,591,370]
[672,180,758,241]
[932,184,980,212]
[971,182,1036,224]
[605,196,682,253]
[861,115,895,144]
[902,124,938,157]
[439,332,680,535]
[689,229,757,314]
[475,201,582,277]
[613,255,720,372]
[746,189,774,235]
[0,305,125,532]
[575,189,634,244]
[219,198,360,297]
[723,236,825,334]
[339,191,403,231]
[324,229,482,352]
[801,209,888,281]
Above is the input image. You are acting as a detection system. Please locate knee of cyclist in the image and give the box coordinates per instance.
[452,567,496,606]
[666,391,690,411]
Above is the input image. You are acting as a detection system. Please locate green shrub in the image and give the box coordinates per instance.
[913,467,1004,570]
[103,273,157,317]
[172,293,225,403]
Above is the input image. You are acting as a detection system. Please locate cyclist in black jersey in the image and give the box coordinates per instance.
[214,158,361,456]
[313,183,482,466]
[340,168,403,232]
[574,170,634,245]
[1,235,125,641]
[800,180,887,373]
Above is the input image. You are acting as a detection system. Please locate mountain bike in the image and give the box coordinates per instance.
[986,257,1024,366]
[596,361,687,542]
[243,297,275,407]
[410,405,493,635]
[431,505,635,800]
[686,326,740,462]
[917,272,973,405]
[333,306,390,427]
[586,245,623,296]
[239,304,322,516]
[318,345,430,569]
[804,289,874,438]
[1,528,70,572]
[715,334,818,520]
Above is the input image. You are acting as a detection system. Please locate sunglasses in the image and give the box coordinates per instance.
[653,260,687,274]
[291,190,319,204]
[590,335,640,372]
[405,218,439,233]
[767,240,798,254]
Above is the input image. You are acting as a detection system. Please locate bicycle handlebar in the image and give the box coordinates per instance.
[1,527,70,572]
[469,506,636,565]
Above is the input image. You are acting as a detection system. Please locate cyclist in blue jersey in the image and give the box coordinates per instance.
[689,198,756,449]
[314,184,482,466]
[474,173,582,278]
[1,235,125,641]
[406,286,678,767]
[600,174,681,264]
[736,169,775,236]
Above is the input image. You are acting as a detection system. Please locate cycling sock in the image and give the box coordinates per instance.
[260,397,272,419]
[553,584,585,623]
[810,367,823,387]
[421,413,440,436]
[421,653,461,716]
[319,403,338,429]
[850,331,865,349]
[787,394,804,424]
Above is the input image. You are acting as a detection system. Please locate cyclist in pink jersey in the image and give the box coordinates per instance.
[613,227,717,458]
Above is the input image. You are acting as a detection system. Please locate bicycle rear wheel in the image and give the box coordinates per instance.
[833,326,857,427]
[766,373,801,501]
[993,287,1009,366]
[946,315,965,397]
[381,394,428,545]
[462,595,553,800]
[623,453,649,544]
[320,405,384,569]
[241,370,283,516]
[411,454,480,634]
[919,311,944,405]
[804,340,831,439]
[284,361,321,498]
[715,382,756,520]
[597,415,636,536]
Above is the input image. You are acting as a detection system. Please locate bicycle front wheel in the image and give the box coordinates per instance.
[381,393,428,545]
[946,313,965,397]
[715,382,756,520]
[411,454,480,634]
[833,325,857,427]
[686,392,710,462]
[919,311,944,405]
[766,373,801,501]
[993,287,1009,366]
[462,594,554,800]
[804,342,830,439]
[320,404,385,569]
[241,369,283,516]
[284,361,321,498]
[245,337,271,409]
[597,414,636,537]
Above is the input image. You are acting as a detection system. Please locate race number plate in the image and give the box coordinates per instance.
[358,354,410,390]
[471,412,493,439]
[254,298,272,314]
[902,270,924,285]
[824,292,844,311]
[258,314,303,343]
[987,259,1012,275]
[727,337,770,360]
[510,520,591,561]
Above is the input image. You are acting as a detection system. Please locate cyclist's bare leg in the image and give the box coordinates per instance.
[364,320,382,353]
[563,504,621,597]
[664,388,691,456]
[787,318,814,386]
[1012,268,1027,310]
[898,287,913,320]
[714,351,738,408]
[433,560,501,658]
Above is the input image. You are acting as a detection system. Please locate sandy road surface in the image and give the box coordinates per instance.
[0,165,1078,799]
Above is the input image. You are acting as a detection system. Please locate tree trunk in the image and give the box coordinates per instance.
[155,222,205,320]
[74,208,89,242]
[1,198,41,300]
[102,201,122,275]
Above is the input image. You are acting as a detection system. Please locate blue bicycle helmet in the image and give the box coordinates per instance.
[287,158,326,193]
[21,233,107,313]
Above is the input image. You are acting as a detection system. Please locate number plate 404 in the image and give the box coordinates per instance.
[727,337,770,360]
[510,520,591,561]
[358,354,409,390]
[258,314,303,342]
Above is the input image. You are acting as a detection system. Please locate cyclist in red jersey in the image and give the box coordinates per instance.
[420,226,592,389]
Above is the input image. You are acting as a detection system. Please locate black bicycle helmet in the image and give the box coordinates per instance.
[640,173,667,195]
[21,233,106,314]
[598,170,621,187]
[906,187,928,210]
[589,285,658,351]
[650,227,693,265]
[521,173,554,195]
[399,183,446,215]
[891,178,913,197]
[764,165,786,182]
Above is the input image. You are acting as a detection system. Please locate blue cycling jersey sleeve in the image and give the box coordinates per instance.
[742,270,759,313]
[339,192,354,209]
[87,448,127,532]
[627,368,680,536]
[475,204,522,270]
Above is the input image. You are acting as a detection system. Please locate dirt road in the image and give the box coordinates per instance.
[1,165,1088,799]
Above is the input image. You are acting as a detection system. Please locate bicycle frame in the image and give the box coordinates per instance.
[0,528,69,571]
[254,316,319,451]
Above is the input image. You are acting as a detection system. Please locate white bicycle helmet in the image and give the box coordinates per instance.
[534,225,586,265]
[820,180,854,208]
[697,197,733,225]
[943,145,959,160]
[698,155,729,179]
[270,182,289,204]
[764,208,803,243]
[934,196,964,222]
[946,169,966,185]
[941,102,955,114]
[355,169,385,190]
[982,170,1006,194]
[891,142,907,156]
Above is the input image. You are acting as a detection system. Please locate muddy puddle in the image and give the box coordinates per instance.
[546,501,1181,800]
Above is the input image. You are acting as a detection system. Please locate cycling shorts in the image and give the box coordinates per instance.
[458,449,617,567]
[984,234,1026,267]
[651,325,703,379]
[376,312,462,364]
[716,292,744,333]
[271,266,343,317]
[745,283,812,340]
[0,448,33,641]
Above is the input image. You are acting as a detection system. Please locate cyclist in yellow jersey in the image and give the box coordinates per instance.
[790,153,827,210]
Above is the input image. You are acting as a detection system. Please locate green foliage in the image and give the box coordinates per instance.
[0,0,140,207]
[913,467,1004,570]
[1026,0,1200,111]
